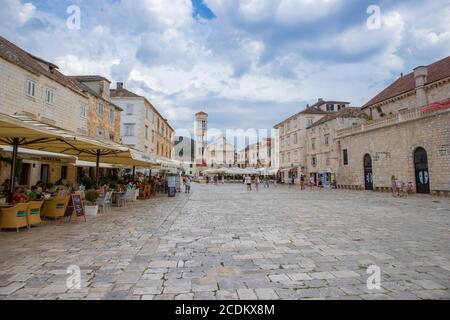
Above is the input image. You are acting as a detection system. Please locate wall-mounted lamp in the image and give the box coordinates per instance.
[440,145,448,156]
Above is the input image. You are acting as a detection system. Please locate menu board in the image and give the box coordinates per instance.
[65,194,86,221]
[72,194,85,217]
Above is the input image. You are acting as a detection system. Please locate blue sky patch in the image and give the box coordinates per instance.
[192,0,215,19]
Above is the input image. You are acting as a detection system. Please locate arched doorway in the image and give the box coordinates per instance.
[364,154,373,190]
[414,147,430,194]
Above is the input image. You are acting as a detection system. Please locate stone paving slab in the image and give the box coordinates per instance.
[0,184,449,300]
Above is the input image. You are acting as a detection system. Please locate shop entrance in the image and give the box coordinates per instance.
[363,154,373,191]
[414,147,430,194]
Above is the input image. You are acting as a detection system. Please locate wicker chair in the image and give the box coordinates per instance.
[27,201,44,227]
[42,196,70,222]
[0,203,30,232]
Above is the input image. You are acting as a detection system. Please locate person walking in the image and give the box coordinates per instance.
[254,176,260,192]
[245,175,252,191]
[300,175,305,190]
[309,175,316,191]
[391,175,398,197]
[264,177,270,189]
[184,176,191,194]
[318,176,323,192]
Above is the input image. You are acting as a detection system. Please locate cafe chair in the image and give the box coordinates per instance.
[97,191,113,214]
[42,196,70,222]
[116,189,129,208]
[27,201,44,227]
[0,203,30,232]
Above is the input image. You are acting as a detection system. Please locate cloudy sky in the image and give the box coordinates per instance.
[1,0,449,135]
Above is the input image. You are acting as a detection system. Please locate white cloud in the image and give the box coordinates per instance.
[1,0,449,133]
[275,0,343,25]
[0,0,36,27]
[54,54,120,77]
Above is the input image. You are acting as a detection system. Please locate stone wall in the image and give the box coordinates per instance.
[336,110,450,192]
[0,59,88,133]
[86,95,121,143]
[306,117,365,177]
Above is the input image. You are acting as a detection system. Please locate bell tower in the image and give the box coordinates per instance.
[195,111,208,166]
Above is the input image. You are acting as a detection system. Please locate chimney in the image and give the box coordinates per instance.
[117,82,124,90]
[413,66,428,107]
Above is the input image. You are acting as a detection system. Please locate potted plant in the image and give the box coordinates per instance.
[84,190,99,216]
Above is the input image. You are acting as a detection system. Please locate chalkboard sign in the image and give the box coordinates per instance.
[65,194,87,222]
[72,194,85,217]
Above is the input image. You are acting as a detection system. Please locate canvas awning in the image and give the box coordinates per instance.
[0,145,76,164]
[155,158,182,169]
[203,168,229,175]
[73,160,116,169]
[0,112,157,191]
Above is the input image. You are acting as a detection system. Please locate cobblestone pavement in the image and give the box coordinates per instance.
[1,184,449,300]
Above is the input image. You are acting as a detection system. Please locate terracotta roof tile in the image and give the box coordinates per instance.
[0,35,86,97]
[71,75,111,83]
[68,77,123,111]
[110,88,141,98]
[307,107,367,129]
[363,55,450,109]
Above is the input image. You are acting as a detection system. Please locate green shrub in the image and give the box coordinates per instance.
[81,176,97,190]
[85,190,99,204]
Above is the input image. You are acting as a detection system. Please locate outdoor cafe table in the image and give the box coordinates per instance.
[112,191,124,207]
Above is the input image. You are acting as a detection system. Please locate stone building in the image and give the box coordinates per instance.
[237,138,273,169]
[237,145,249,168]
[111,82,174,160]
[173,136,195,176]
[203,134,235,168]
[274,99,350,183]
[0,36,89,134]
[306,107,367,187]
[69,76,122,143]
[336,56,450,194]
[0,36,90,187]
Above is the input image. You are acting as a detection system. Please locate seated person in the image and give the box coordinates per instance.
[12,187,28,204]
[27,186,39,201]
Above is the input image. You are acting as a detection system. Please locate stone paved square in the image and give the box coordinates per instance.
[0,184,449,300]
